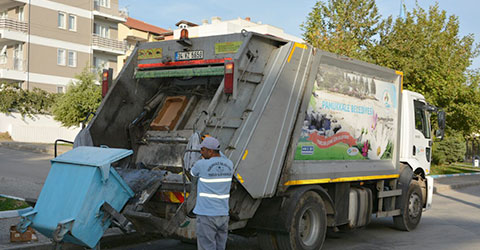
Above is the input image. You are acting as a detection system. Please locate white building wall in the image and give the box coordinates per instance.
[0,113,80,143]
[173,17,304,43]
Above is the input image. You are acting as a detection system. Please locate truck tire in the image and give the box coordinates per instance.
[276,191,327,250]
[257,231,279,250]
[393,180,423,231]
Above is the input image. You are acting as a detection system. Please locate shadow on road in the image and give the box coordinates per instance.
[435,192,480,210]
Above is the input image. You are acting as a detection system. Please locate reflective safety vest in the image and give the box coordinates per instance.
[190,153,233,216]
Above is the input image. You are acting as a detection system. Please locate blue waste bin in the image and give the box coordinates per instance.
[18,146,135,248]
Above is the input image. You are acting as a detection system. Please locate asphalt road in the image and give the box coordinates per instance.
[112,185,480,250]
[0,147,51,199]
[1,147,479,250]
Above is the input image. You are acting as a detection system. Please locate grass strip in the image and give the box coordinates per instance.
[431,163,480,175]
[0,197,29,211]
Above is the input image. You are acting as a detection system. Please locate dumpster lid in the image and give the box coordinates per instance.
[52,146,133,182]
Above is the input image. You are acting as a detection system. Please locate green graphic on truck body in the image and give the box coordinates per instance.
[215,41,243,54]
[138,48,163,60]
[295,64,398,161]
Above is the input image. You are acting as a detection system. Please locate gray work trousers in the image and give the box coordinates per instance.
[196,215,229,250]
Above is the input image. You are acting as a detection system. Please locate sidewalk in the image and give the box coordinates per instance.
[0,141,72,157]
[432,174,480,193]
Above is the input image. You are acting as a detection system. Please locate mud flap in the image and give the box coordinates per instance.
[424,176,434,210]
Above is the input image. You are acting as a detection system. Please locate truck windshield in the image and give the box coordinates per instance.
[414,100,431,139]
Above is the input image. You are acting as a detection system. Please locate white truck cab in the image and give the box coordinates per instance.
[400,90,445,209]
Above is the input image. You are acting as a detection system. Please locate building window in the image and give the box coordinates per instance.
[57,86,64,93]
[0,10,7,19]
[57,49,66,65]
[68,51,76,67]
[18,7,24,21]
[14,44,23,70]
[68,14,76,31]
[93,56,108,70]
[97,0,110,8]
[94,23,109,38]
[58,12,66,29]
[0,45,7,64]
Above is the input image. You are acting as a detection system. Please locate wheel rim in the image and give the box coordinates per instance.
[408,192,421,219]
[298,206,320,246]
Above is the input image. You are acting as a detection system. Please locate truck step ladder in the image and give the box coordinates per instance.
[376,179,402,217]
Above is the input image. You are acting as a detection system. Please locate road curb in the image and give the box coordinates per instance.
[431,172,480,179]
[433,181,480,194]
[0,141,71,156]
[0,207,33,219]
[0,142,50,155]
[3,231,154,250]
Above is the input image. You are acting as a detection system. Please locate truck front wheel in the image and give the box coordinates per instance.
[277,191,327,250]
[393,180,423,231]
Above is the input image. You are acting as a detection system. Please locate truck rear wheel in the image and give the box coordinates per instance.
[257,231,279,250]
[277,191,327,250]
[393,180,423,231]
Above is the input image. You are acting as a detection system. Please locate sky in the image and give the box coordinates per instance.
[119,0,480,69]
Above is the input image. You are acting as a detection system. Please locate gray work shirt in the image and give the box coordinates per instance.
[190,153,233,216]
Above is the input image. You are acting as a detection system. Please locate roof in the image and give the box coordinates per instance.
[124,17,169,35]
[175,20,199,27]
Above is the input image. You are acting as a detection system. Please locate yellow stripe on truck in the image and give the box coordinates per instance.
[284,174,400,186]
[236,173,245,184]
[242,150,248,160]
[168,191,181,203]
[395,70,404,92]
[287,43,308,63]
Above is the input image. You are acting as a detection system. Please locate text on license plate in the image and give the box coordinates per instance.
[175,50,204,61]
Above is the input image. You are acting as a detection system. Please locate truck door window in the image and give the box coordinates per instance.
[414,100,431,139]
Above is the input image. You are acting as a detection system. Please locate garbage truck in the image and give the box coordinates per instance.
[19,31,445,250]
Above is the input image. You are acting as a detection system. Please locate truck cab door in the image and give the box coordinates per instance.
[412,100,432,171]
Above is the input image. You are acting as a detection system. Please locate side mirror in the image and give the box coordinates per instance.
[436,110,446,140]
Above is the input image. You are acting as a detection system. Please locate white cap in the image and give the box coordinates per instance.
[200,137,220,150]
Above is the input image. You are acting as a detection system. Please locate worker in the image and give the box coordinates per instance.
[190,136,234,250]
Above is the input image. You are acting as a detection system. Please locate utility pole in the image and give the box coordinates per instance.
[399,0,405,19]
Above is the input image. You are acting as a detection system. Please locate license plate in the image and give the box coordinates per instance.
[175,50,204,61]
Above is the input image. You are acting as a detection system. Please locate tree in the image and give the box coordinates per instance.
[0,83,58,117]
[432,132,466,164]
[52,67,102,127]
[370,4,480,135]
[301,0,386,60]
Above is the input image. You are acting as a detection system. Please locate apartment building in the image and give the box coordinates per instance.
[0,0,126,93]
[117,17,172,73]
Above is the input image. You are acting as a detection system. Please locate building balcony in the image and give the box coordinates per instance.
[0,56,26,81]
[0,18,27,42]
[0,0,23,7]
[92,34,126,55]
[93,1,125,23]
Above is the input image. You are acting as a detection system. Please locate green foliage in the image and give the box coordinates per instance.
[52,68,102,127]
[303,1,480,137]
[0,83,59,117]
[432,132,466,165]
[370,4,480,136]
[301,0,386,60]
